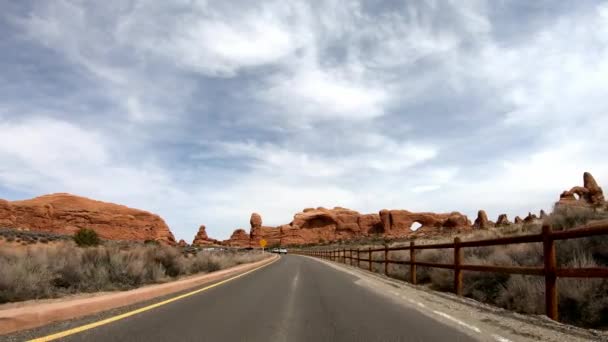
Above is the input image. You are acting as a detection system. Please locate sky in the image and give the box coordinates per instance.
[1,1,607,242]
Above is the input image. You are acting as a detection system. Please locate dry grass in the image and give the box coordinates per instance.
[0,243,266,304]
[312,207,608,328]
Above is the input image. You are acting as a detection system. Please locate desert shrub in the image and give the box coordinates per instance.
[0,243,268,303]
[73,228,100,247]
[418,249,451,286]
[495,275,545,314]
[549,206,608,231]
[326,206,608,328]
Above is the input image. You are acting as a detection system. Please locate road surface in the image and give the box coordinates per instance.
[40,255,478,342]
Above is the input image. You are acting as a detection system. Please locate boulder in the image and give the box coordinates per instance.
[0,193,176,244]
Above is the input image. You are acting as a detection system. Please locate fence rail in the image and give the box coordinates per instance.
[293,221,608,321]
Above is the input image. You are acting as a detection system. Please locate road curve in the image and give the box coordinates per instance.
[39,255,477,342]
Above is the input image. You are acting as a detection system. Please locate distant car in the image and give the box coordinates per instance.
[279,248,288,254]
[271,248,279,253]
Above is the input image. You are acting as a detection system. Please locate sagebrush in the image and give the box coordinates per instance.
[0,243,267,303]
[322,207,608,328]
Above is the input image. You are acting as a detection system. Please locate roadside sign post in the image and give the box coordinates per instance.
[260,239,267,253]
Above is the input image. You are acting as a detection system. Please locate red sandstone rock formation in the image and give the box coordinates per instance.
[249,213,281,247]
[269,207,471,246]
[557,172,606,208]
[192,225,220,246]
[496,214,511,227]
[0,193,176,244]
[358,214,383,234]
[277,207,363,245]
[523,212,539,224]
[178,239,187,247]
[539,210,548,219]
[223,229,250,247]
[514,216,524,224]
[473,210,492,229]
[380,210,471,234]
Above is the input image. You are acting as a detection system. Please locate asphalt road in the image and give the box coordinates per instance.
[55,255,477,342]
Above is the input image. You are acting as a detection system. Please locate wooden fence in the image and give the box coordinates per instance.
[293,221,608,321]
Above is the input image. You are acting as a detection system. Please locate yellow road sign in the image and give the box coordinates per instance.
[260,239,267,248]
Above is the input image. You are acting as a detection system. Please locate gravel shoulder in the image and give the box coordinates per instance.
[310,256,608,342]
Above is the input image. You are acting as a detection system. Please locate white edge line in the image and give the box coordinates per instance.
[432,310,481,333]
[491,334,513,342]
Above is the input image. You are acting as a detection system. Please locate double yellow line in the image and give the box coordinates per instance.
[30,257,279,341]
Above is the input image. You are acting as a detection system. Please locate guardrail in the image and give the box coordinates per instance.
[293,221,608,321]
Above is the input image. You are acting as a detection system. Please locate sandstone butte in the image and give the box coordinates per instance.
[216,172,607,247]
[2,172,605,248]
[214,208,473,247]
[191,225,221,246]
[0,193,176,245]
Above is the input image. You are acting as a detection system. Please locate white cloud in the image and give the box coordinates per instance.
[0,118,107,168]
[4,0,608,243]
[473,4,608,128]
[211,136,437,178]
[0,117,193,237]
[124,1,312,77]
[261,62,389,120]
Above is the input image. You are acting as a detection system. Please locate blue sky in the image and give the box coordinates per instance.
[1,1,607,241]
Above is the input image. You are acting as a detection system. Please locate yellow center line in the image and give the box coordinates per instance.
[29,256,279,342]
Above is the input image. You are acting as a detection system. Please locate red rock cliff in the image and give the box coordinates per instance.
[0,193,176,244]
[251,207,471,246]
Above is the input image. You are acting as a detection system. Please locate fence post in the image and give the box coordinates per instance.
[343,248,346,263]
[454,237,463,296]
[384,245,389,276]
[350,249,353,265]
[410,241,417,285]
[357,249,360,268]
[368,247,372,272]
[543,223,558,321]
